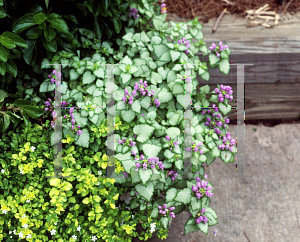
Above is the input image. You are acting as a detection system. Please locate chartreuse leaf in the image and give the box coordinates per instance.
[0,36,16,49]
[135,181,154,201]
[133,125,155,143]
[139,169,153,184]
[174,187,191,204]
[165,188,177,202]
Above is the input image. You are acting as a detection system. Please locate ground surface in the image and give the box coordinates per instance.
[164,0,300,23]
[133,122,300,242]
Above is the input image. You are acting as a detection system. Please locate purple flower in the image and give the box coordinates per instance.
[162,204,167,209]
[135,163,142,169]
[192,186,198,192]
[169,212,175,218]
[195,177,201,182]
[76,130,82,136]
[118,140,124,145]
[165,136,170,141]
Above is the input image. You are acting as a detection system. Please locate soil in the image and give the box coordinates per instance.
[163,0,300,23]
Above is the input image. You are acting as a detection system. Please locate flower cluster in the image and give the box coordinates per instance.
[118,138,136,147]
[195,208,208,224]
[158,204,175,218]
[123,171,128,178]
[165,136,179,150]
[167,170,178,181]
[48,69,61,84]
[214,84,233,102]
[192,176,213,199]
[44,99,82,136]
[150,222,156,233]
[209,41,228,58]
[185,141,204,154]
[217,132,236,152]
[173,37,191,54]
[133,154,165,172]
[160,3,167,14]
[122,80,161,108]
[128,7,139,19]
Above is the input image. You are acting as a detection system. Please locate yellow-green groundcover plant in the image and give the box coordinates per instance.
[0,120,145,241]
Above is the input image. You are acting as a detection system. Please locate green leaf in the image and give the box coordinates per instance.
[151,36,162,45]
[141,144,160,160]
[191,197,201,211]
[132,100,141,113]
[209,53,219,66]
[189,27,198,37]
[211,146,221,159]
[175,159,183,170]
[111,17,121,34]
[47,13,69,34]
[164,149,174,159]
[82,71,96,84]
[165,188,177,202]
[160,217,169,229]
[1,32,27,48]
[220,50,229,59]
[0,36,16,49]
[220,150,232,164]
[0,7,6,18]
[12,13,36,34]
[121,109,136,123]
[151,72,162,84]
[5,58,17,78]
[200,71,209,81]
[33,13,46,24]
[69,69,80,80]
[26,27,42,39]
[41,37,57,52]
[218,103,231,116]
[133,124,155,143]
[122,32,133,42]
[75,129,90,148]
[153,44,169,59]
[204,207,218,219]
[152,17,163,30]
[165,127,180,140]
[44,26,56,41]
[219,59,230,75]
[170,50,180,62]
[174,187,192,204]
[184,223,198,235]
[197,222,208,234]
[157,87,172,103]
[139,169,153,184]
[206,212,218,226]
[19,105,43,119]
[199,84,210,94]
[0,45,8,62]
[135,182,154,201]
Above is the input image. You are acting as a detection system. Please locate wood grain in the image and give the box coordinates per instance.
[165,12,300,121]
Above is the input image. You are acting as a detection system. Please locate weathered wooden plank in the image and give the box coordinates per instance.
[193,82,300,121]
[165,12,300,121]
[197,53,300,84]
